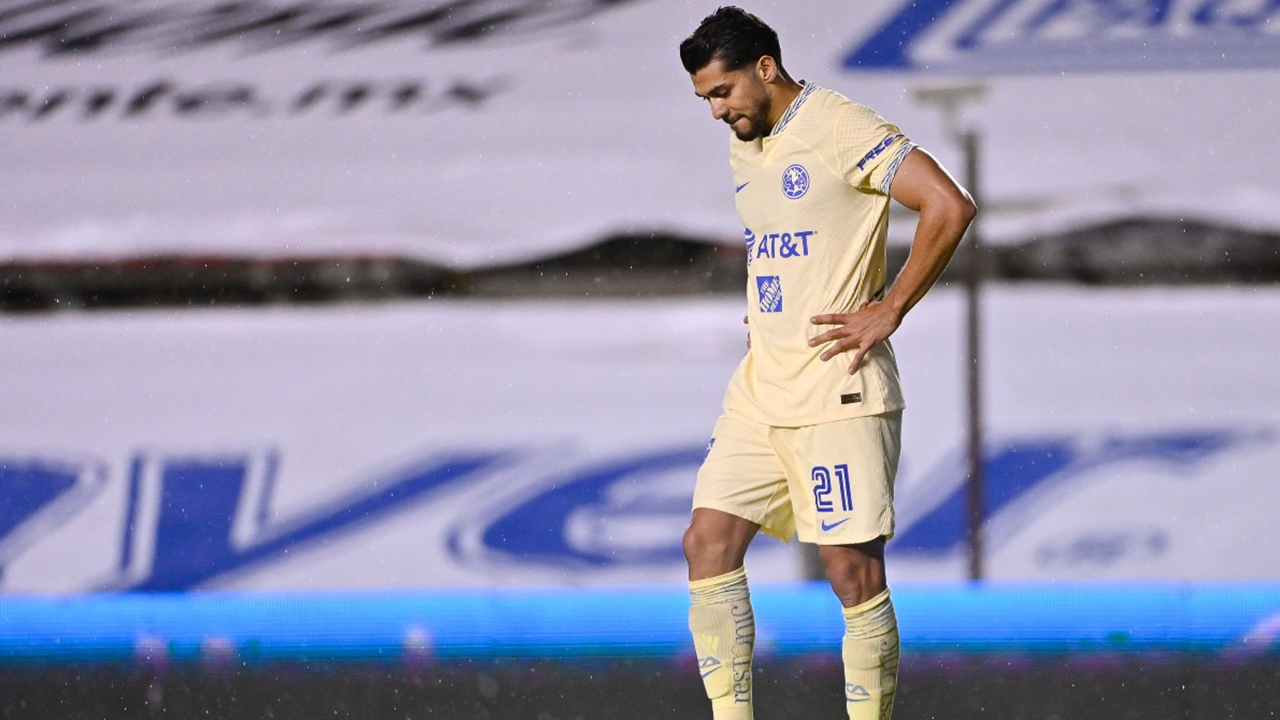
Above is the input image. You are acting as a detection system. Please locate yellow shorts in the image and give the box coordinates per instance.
[693,410,902,545]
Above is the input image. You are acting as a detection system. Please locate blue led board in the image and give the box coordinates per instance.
[1,584,1278,665]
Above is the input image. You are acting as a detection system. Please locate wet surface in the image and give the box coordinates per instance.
[1,653,1277,720]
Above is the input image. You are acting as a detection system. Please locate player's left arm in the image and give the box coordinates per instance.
[810,148,977,372]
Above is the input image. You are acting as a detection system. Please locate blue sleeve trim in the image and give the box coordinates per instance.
[880,140,917,195]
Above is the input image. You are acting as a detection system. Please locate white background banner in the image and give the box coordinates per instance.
[3,0,1279,266]
[4,287,1279,591]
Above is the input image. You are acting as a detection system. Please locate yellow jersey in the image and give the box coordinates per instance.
[724,84,916,427]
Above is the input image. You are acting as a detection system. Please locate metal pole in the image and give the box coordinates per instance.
[962,130,985,582]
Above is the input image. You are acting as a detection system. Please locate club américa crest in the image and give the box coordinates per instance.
[782,164,809,199]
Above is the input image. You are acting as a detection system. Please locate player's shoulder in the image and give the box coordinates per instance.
[811,90,902,157]
[810,87,892,130]
[784,86,889,148]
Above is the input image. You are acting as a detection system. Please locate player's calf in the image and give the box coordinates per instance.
[688,566,756,720]
[841,588,899,720]
[818,541,898,719]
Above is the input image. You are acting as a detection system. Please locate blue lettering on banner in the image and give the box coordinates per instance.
[448,427,1265,569]
[757,275,783,313]
[114,450,511,591]
[1,462,82,538]
[1036,527,1169,569]
[0,457,106,580]
[0,428,1268,587]
[842,0,1280,74]
[459,447,706,567]
[894,429,1266,553]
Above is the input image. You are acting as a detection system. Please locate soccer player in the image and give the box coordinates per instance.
[679,7,977,720]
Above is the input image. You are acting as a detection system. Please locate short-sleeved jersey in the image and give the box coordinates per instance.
[723,84,916,427]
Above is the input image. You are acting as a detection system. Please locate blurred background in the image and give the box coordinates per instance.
[2,1,1279,718]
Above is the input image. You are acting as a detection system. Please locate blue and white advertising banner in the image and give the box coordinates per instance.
[3,287,1279,592]
[2,0,1278,266]
[845,0,1280,73]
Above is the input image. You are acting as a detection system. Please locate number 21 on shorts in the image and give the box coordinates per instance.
[810,464,853,513]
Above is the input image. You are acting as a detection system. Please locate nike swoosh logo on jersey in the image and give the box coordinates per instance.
[735,182,750,193]
[821,518,850,532]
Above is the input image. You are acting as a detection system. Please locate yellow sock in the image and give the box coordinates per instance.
[688,566,754,720]
[841,588,900,720]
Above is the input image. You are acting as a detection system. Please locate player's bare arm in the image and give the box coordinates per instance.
[809,148,977,373]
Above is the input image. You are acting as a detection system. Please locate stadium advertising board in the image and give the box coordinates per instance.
[2,0,1278,265]
[845,0,1280,73]
[3,289,1279,592]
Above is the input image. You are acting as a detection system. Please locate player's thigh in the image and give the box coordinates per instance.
[774,410,902,545]
[694,413,795,543]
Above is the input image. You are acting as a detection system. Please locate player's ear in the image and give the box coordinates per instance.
[756,56,776,84]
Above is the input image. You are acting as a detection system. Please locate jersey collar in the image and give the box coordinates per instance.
[769,81,817,138]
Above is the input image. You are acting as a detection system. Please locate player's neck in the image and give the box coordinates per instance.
[764,78,805,136]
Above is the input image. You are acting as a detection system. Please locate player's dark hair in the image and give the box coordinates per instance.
[679,6,782,75]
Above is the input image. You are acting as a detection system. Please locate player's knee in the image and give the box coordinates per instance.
[682,522,739,574]
[682,523,714,564]
[819,546,866,582]
[819,541,885,607]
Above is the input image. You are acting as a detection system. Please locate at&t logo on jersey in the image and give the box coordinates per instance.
[757,275,783,313]
[782,164,809,199]
[750,230,815,262]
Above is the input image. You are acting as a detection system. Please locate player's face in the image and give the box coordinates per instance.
[691,59,770,141]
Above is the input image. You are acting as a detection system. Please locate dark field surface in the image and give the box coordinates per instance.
[2,654,1278,720]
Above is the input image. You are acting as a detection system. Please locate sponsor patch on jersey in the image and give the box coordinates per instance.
[752,230,815,260]
[857,134,902,172]
[841,393,862,405]
[781,164,809,199]
[757,275,783,313]
[744,228,756,267]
